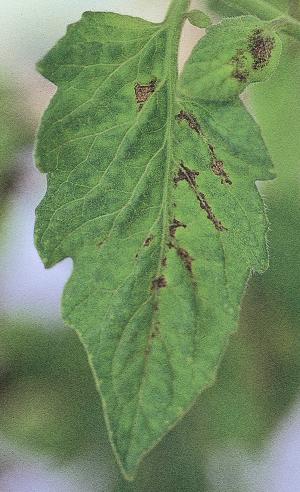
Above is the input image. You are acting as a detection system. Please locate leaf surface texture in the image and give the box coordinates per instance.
[35,11,281,477]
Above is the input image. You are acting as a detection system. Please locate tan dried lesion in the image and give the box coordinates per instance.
[177,247,194,272]
[176,110,232,186]
[135,79,157,110]
[143,235,154,246]
[169,218,186,237]
[231,49,250,83]
[197,190,227,232]
[248,29,275,70]
[209,145,232,185]
[176,162,227,232]
[152,276,167,290]
[174,162,199,187]
[176,110,203,135]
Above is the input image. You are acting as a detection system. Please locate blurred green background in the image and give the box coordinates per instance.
[0,1,299,490]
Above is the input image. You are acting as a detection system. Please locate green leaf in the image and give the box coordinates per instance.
[185,9,212,28]
[34,4,281,479]
[207,0,300,40]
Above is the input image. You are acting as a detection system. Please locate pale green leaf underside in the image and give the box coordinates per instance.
[35,11,281,478]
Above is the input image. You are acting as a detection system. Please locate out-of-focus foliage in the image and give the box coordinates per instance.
[0,76,31,219]
[0,319,114,464]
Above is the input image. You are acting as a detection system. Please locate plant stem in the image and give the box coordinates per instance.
[165,0,190,78]
[166,0,191,27]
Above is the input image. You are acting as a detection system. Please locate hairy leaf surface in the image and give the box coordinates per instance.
[35,7,281,478]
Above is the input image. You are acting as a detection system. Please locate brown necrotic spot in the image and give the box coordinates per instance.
[197,191,227,232]
[135,79,157,109]
[249,29,275,70]
[177,162,227,232]
[143,235,154,247]
[211,160,232,185]
[145,324,160,356]
[169,218,187,237]
[208,144,232,185]
[174,162,199,187]
[161,257,167,267]
[176,111,203,135]
[178,248,194,273]
[152,276,167,290]
[231,49,250,82]
[177,112,232,186]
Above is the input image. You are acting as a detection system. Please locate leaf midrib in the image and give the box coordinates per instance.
[122,1,191,462]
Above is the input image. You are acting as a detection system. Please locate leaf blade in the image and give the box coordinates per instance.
[35,11,281,478]
[207,0,300,40]
[185,9,212,28]
[35,9,186,478]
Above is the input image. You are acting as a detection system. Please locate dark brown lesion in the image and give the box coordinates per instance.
[169,218,186,237]
[167,232,194,274]
[211,160,232,185]
[177,162,227,232]
[161,257,167,267]
[152,276,167,290]
[178,247,194,273]
[176,110,203,135]
[135,79,157,110]
[176,111,232,185]
[248,29,275,70]
[231,49,250,82]
[174,162,200,187]
[143,235,154,246]
[197,190,227,232]
[145,323,160,356]
[166,233,194,274]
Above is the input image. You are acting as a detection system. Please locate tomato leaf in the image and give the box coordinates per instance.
[35,6,281,479]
